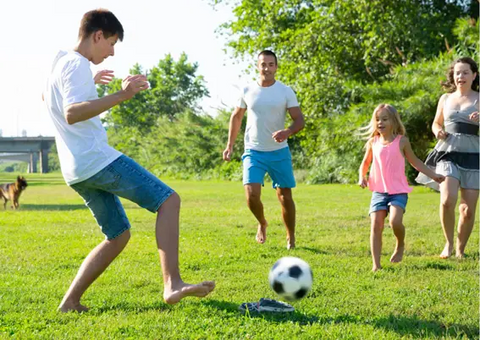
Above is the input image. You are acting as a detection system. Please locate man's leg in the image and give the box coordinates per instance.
[156,192,215,304]
[244,184,268,243]
[439,177,459,258]
[59,229,131,312]
[456,188,479,258]
[276,187,295,249]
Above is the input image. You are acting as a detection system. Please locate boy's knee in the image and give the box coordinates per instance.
[157,192,181,212]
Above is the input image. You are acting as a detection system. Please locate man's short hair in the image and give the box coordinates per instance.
[258,50,277,65]
[79,9,124,41]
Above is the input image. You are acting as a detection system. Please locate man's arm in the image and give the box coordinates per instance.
[64,74,148,125]
[223,107,247,161]
[272,106,305,143]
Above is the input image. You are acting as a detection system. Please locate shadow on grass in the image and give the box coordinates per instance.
[373,314,479,339]
[93,301,171,314]
[19,204,88,211]
[205,300,478,338]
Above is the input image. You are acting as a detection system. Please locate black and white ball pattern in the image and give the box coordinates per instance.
[269,257,313,301]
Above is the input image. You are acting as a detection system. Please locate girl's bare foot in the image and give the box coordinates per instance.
[455,251,466,259]
[164,281,215,305]
[256,222,268,244]
[440,244,453,259]
[58,300,89,313]
[390,246,404,263]
[372,265,382,272]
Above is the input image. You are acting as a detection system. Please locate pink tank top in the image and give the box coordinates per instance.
[368,135,412,194]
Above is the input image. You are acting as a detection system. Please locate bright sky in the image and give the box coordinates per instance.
[0,0,252,137]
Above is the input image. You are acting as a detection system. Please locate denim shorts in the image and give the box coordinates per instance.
[242,147,296,189]
[369,191,408,215]
[71,155,174,240]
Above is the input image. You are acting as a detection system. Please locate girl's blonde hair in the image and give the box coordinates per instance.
[360,104,406,139]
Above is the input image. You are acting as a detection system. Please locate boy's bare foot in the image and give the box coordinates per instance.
[372,266,382,272]
[256,222,268,244]
[439,244,453,259]
[390,246,404,263]
[58,301,89,313]
[164,281,215,305]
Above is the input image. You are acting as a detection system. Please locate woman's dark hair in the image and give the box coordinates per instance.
[442,57,479,92]
[79,9,124,41]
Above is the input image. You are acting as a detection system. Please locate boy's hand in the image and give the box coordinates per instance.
[433,173,445,183]
[358,177,368,189]
[121,75,149,100]
[94,70,114,85]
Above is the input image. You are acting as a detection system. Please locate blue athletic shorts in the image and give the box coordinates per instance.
[242,147,296,189]
[369,191,408,215]
[71,155,174,240]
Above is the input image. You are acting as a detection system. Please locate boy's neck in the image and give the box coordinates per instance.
[74,39,93,62]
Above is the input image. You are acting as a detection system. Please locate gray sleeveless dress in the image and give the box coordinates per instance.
[416,94,479,191]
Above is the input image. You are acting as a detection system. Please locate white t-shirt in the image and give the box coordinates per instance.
[44,51,122,185]
[237,80,299,151]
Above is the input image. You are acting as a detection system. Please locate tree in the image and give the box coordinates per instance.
[100,53,209,133]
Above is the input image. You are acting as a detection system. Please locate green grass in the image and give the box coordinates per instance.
[0,173,478,339]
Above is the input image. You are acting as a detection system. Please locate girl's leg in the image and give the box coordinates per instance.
[370,210,387,271]
[389,206,405,263]
[456,188,479,258]
[439,177,460,258]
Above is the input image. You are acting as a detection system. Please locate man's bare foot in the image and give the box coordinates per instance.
[164,281,215,305]
[256,222,268,244]
[440,244,453,259]
[287,236,295,250]
[390,246,404,263]
[372,265,382,272]
[58,301,89,313]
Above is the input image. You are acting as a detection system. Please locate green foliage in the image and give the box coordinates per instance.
[108,109,245,180]
[101,53,209,133]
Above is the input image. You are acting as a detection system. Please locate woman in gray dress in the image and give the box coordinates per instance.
[416,57,479,259]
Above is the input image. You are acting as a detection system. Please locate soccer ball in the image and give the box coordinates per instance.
[268,256,313,301]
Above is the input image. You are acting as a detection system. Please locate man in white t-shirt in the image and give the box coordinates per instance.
[44,9,214,313]
[223,50,305,249]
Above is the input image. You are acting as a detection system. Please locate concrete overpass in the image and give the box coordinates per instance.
[0,137,55,173]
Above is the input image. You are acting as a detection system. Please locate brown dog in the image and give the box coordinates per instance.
[0,176,28,210]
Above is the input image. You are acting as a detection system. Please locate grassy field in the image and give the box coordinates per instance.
[0,173,478,339]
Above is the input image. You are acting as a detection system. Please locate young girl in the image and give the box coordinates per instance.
[358,104,445,272]
[416,57,479,259]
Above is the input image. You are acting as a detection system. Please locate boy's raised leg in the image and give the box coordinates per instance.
[157,193,215,304]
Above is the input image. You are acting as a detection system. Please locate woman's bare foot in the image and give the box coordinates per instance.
[390,246,404,263]
[58,300,89,313]
[440,243,453,259]
[164,281,215,305]
[256,222,268,244]
[372,265,382,272]
[455,251,466,259]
